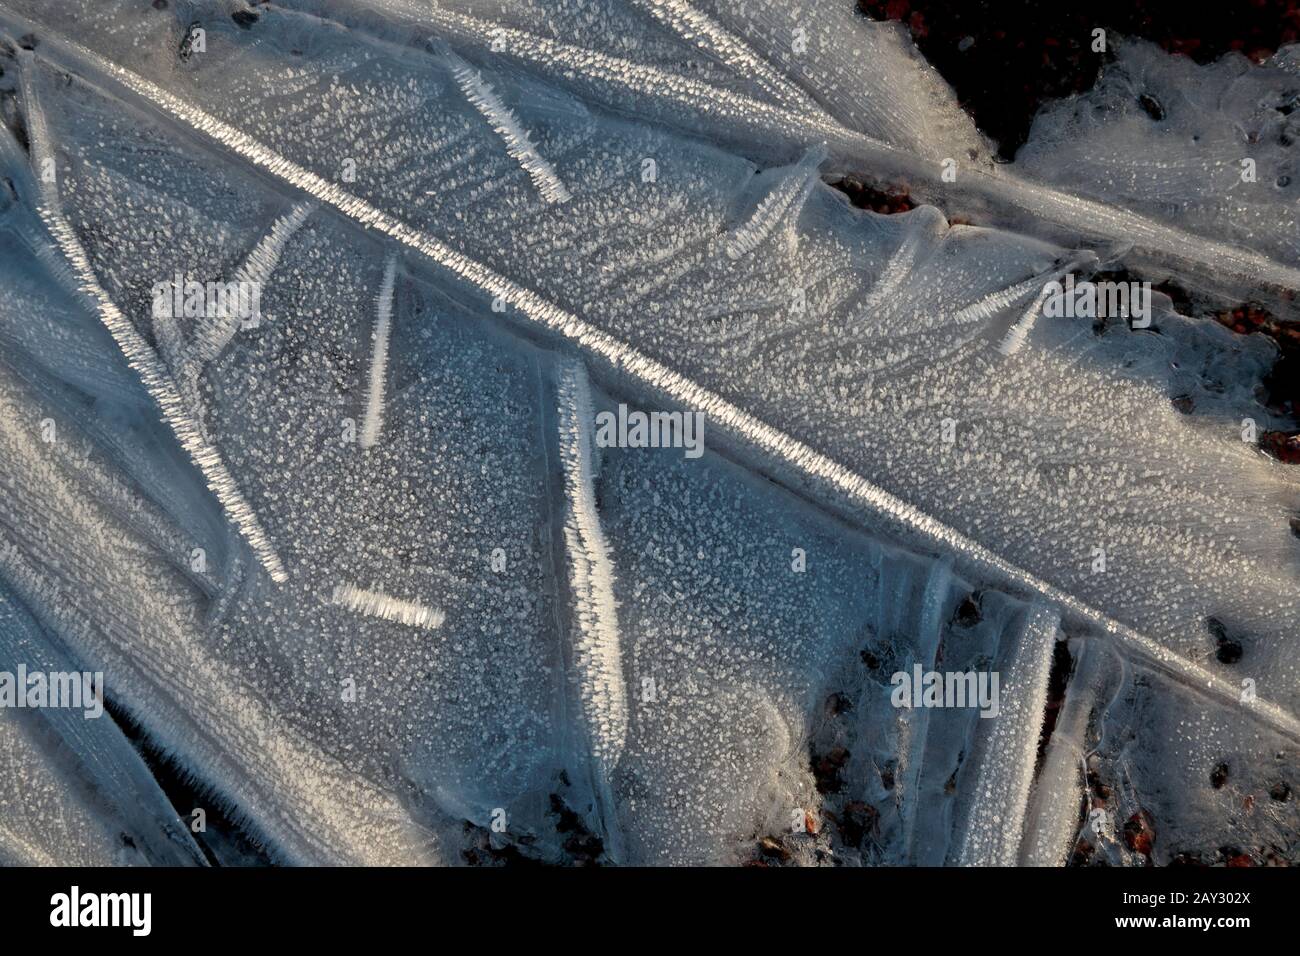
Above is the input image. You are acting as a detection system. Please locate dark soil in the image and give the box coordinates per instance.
[1216,304,1300,422]
[1033,639,1074,776]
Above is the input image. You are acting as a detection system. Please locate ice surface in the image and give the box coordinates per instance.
[1018,38,1300,268]
[0,0,1295,865]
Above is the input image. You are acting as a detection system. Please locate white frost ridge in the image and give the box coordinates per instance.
[955,604,1059,866]
[557,361,627,774]
[330,582,444,630]
[451,58,572,204]
[996,282,1053,357]
[725,147,825,260]
[360,253,397,449]
[193,202,315,364]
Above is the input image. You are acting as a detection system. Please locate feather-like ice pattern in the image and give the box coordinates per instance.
[2,101,560,858]
[451,55,572,204]
[282,0,1300,294]
[359,0,988,162]
[0,0,1297,865]
[4,34,577,856]
[12,48,288,584]
[192,201,315,364]
[628,0,815,113]
[360,253,397,449]
[725,145,826,260]
[555,361,627,856]
[330,581,444,630]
